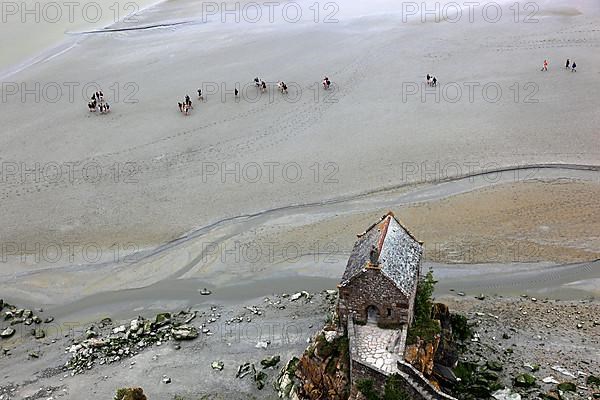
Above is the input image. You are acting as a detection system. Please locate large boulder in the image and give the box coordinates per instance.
[0,327,15,338]
[154,313,171,327]
[211,361,224,371]
[492,388,521,400]
[261,355,281,369]
[514,373,536,388]
[114,387,147,400]
[486,360,503,371]
[557,382,577,392]
[171,325,198,340]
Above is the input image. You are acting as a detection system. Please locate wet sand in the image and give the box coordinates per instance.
[1,0,600,256]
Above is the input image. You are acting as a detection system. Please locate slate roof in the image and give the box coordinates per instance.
[340,212,423,296]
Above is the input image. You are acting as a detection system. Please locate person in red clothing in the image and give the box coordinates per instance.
[541,59,548,71]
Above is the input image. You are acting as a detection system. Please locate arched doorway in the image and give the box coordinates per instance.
[366,305,379,324]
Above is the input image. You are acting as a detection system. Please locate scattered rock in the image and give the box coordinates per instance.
[260,355,280,369]
[551,365,576,379]
[65,311,200,374]
[324,330,339,343]
[514,373,536,388]
[154,313,171,327]
[0,327,15,339]
[211,361,224,371]
[587,375,600,387]
[112,325,127,334]
[557,382,577,392]
[255,341,270,349]
[171,325,198,341]
[33,328,45,339]
[486,360,503,371]
[253,364,268,390]
[524,363,540,372]
[492,388,522,400]
[236,363,252,379]
[290,291,310,301]
[543,376,560,384]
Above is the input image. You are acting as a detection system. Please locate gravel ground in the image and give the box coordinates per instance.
[439,294,600,399]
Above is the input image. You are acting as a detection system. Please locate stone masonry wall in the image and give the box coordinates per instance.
[338,268,411,326]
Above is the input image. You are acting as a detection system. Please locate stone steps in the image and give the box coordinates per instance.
[399,371,437,400]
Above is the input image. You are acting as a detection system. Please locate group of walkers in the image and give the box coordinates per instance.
[564,59,577,72]
[87,91,110,114]
[426,73,438,87]
[254,77,267,92]
[541,59,578,72]
[178,95,194,115]
[174,75,332,115]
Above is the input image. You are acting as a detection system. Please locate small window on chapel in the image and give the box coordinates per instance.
[387,308,392,316]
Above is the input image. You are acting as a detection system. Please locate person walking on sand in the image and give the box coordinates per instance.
[261,81,266,93]
[254,77,260,87]
[234,88,239,97]
[432,76,437,87]
[565,59,570,69]
[571,61,576,72]
[541,59,548,71]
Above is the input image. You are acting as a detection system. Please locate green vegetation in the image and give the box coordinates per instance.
[286,357,300,375]
[314,333,348,360]
[407,270,441,344]
[587,375,600,387]
[450,313,472,342]
[356,379,379,400]
[451,361,505,400]
[383,374,411,400]
[356,375,410,400]
[308,333,350,376]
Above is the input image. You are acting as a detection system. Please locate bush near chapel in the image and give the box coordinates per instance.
[407,270,441,345]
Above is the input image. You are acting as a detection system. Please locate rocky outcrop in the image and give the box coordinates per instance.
[277,326,350,400]
[405,303,460,391]
[66,310,198,374]
[1,299,51,341]
[405,336,440,378]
